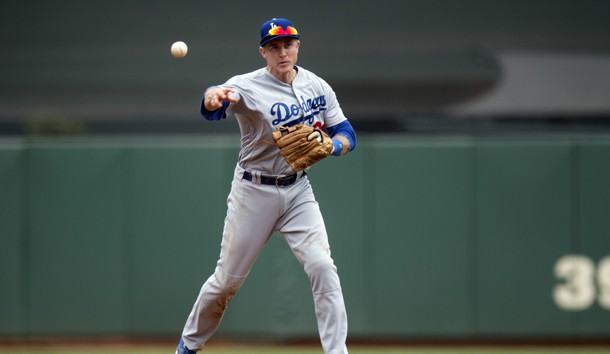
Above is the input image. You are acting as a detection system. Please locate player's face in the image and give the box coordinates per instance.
[260,38,300,76]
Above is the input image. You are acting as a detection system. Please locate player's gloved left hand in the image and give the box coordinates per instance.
[272,124,334,171]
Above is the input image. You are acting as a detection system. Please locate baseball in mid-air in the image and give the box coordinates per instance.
[171,41,188,58]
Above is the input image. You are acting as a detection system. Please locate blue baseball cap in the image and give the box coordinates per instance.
[259,18,300,47]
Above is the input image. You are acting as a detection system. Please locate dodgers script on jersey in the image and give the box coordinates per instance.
[213,66,347,175]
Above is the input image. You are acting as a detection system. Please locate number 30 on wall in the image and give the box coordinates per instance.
[553,255,610,311]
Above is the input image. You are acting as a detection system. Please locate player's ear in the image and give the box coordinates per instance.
[259,46,266,58]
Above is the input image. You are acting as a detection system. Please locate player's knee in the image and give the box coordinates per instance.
[213,267,247,293]
[304,257,340,293]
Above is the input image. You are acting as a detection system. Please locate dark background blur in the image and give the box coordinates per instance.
[1,0,610,136]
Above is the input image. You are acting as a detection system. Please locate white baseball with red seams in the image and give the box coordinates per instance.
[171,41,188,58]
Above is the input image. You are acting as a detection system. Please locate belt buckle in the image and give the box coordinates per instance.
[275,174,293,187]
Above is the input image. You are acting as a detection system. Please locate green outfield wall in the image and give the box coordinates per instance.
[1,136,609,339]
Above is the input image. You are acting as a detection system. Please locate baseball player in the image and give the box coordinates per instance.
[176,17,356,354]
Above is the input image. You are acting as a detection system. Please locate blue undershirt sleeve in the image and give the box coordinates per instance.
[326,120,357,155]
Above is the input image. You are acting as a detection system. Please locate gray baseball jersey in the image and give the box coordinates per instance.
[218,66,347,174]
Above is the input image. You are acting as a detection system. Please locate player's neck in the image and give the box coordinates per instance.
[268,67,297,85]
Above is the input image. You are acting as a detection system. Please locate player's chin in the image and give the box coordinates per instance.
[278,61,293,69]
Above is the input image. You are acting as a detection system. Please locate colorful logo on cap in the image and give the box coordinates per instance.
[268,25,298,37]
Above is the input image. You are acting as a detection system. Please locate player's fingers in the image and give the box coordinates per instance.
[205,89,237,109]
[218,88,240,103]
[206,100,222,111]
[207,94,229,110]
[205,93,220,110]
[222,91,240,103]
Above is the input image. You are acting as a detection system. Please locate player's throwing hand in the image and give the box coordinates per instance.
[204,87,239,111]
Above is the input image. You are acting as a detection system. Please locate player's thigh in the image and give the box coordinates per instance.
[280,182,331,261]
[218,180,280,275]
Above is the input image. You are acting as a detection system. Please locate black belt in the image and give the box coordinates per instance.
[242,171,305,187]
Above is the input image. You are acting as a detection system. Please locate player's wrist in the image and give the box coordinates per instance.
[331,138,343,156]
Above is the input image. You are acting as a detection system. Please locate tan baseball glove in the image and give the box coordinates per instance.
[272,124,334,171]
